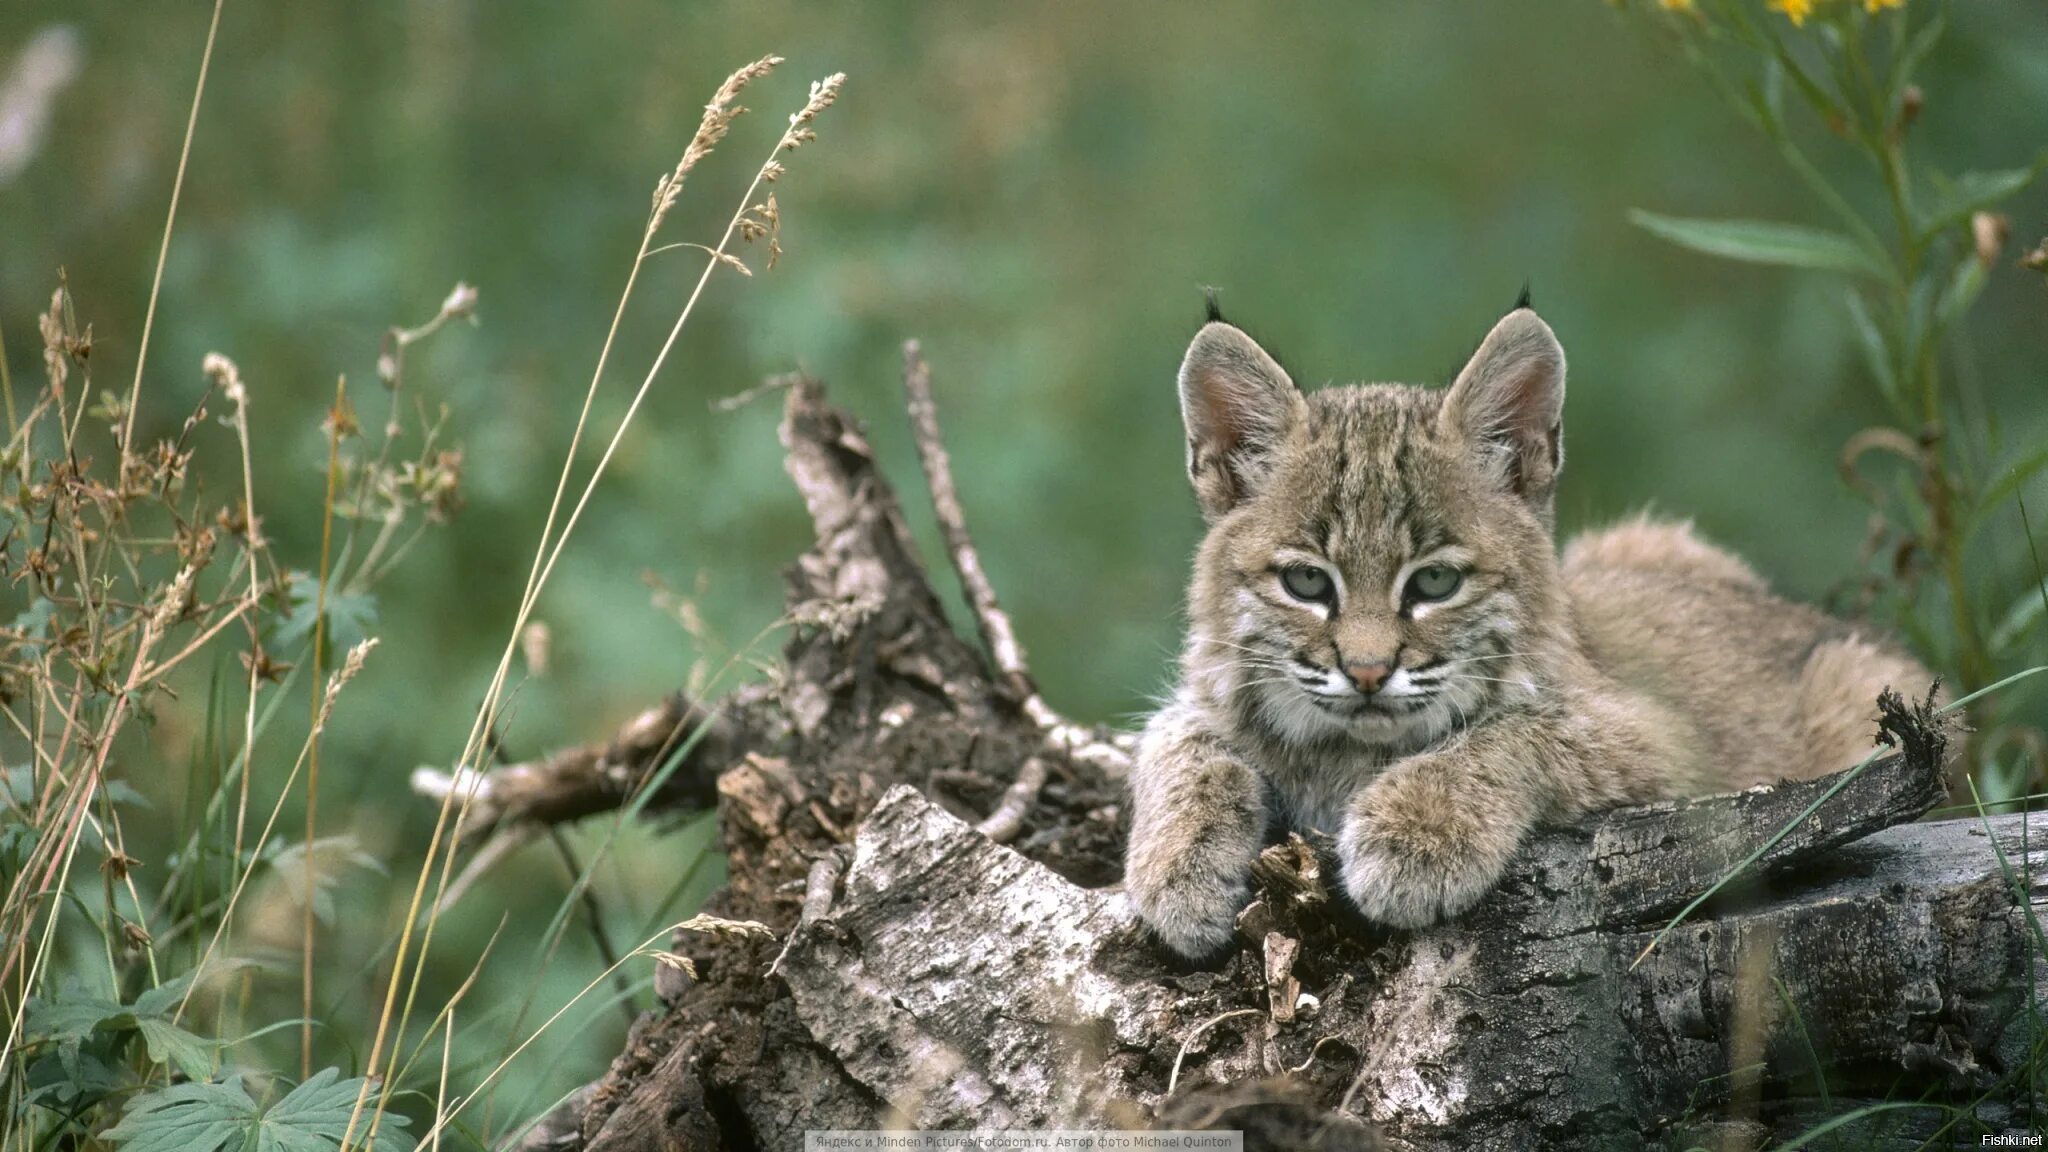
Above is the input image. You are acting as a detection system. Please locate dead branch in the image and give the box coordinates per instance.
[900,339,1040,713]
[455,366,2030,1152]
[409,692,739,838]
[901,340,1132,776]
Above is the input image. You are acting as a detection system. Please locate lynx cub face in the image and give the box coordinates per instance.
[1183,308,1561,768]
[1124,299,1931,959]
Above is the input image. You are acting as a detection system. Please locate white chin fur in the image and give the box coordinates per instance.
[1255,680,1458,751]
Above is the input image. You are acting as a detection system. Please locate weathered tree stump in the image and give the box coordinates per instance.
[424,353,2043,1152]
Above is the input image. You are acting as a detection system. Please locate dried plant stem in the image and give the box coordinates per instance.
[799,854,844,927]
[474,54,784,752]
[120,0,225,478]
[765,852,845,979]
[171,642,380,1027]
[344,64,836,1152]
[303,376,345,1076]
[369,149,771,1113]
[134,595,256,683]
[431,824,535,915]
[409,926,689,1148]
[0,319,15,437]
[342,244,651,1152]
[222,357,264,922]
[1169,1008,1263,1095]
[431,1011,454,1152]
[0,587,182,1075]
[547,829,637,1026]
[92,803,159,986]
[387,914,506,1099]
[507,92,832,681]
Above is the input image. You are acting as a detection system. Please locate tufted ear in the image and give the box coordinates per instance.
[1178,321,1304,519]
[1439,307,1566,512]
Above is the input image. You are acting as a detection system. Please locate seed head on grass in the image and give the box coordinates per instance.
[149,564,197,638]
[362,59,848,1148]
[315,638,378,733]
[779,73,844,152]
[650,54,783,235]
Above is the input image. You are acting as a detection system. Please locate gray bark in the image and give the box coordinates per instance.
[450,370,2040,1152]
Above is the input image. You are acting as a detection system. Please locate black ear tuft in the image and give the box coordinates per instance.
[1203,287,1227,326]
[1514,282,1534,312]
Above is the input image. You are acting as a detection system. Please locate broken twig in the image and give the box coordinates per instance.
[974,756,1050,844]
[901,340,1041,711]
[901,340,1131,775]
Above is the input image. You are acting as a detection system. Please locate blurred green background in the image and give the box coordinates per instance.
[6,0,2046,1128]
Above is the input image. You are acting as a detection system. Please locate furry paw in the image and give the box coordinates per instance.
[1337,780,1519,929]
[1124,710,1266,960]
[1128,865,1250,961]
[1335,827,1496,929]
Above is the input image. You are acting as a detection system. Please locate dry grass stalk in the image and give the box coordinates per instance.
[343,58,847,1151]
[119,0,225,480]
[1,15,479,1121]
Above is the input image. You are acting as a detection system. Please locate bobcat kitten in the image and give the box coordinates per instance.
[1126,300,1931,958]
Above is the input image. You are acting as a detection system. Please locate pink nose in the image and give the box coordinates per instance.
[1343,660,1393,694]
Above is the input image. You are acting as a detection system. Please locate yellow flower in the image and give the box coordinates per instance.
[1769,0,1817,25]
[1864,0,1903,10]
[1658,0,1696,9]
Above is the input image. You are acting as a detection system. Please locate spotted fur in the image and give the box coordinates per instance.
[1125,306,1933,958]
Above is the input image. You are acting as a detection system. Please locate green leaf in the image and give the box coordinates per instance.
[9,598,58,660]
[1629,211,1887,278]
[1842,289,1897,407]
[1904,266,1937,356]
[23,990,126,1045]
[1978,445,2048,530]
[103,1081,259,1152]
[266,836,385,925]
[24,1046,130,1109]
[24,973,224,1080]
[105,778,155,809]
[1990,581,2047,657]
[1771,1102,1940,1151]
[11,597,56,641]
[131,973,196,1019]
[1935,255,1988,329]
[276,570,378,652]
[1919,163,2044,238]
[1893,12,1946,93]
[1760,57,1785,130]
[106,1070,415,1152]
[259,1069,416,1152]
[137,1017,219,1081]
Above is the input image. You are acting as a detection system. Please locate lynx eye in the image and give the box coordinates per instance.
[1278,565,1334,604]
[1406,564,1463,603]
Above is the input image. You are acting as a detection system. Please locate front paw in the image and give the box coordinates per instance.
[1337,791,1516,930]
[1128,865,1251,962]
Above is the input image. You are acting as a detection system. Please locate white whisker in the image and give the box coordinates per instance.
[1199,636,1288,659]
[1237,676,1311,692]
